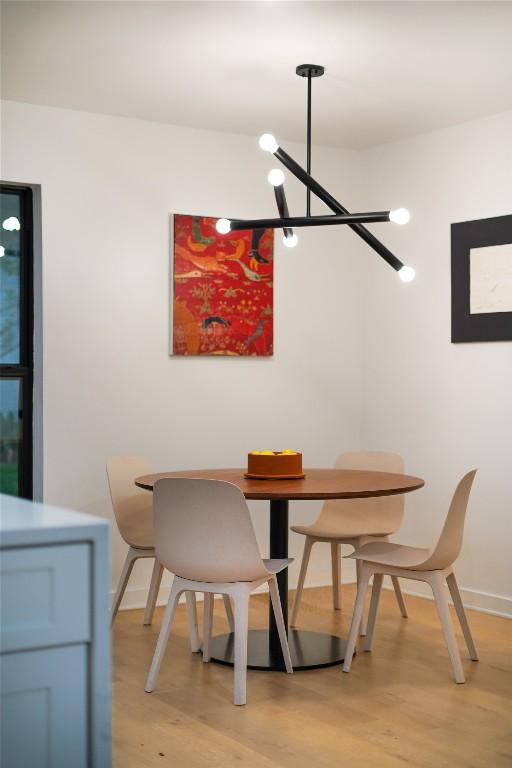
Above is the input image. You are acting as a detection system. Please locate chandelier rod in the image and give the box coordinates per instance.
[274,145,404,272]
[307,72,312,216]
[230,212,391,231]
[296,64,325,216]
[273,183,293,239]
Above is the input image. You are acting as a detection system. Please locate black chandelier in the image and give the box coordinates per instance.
[216,64,415,282]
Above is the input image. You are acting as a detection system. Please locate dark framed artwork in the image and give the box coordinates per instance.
[451,214,512,342]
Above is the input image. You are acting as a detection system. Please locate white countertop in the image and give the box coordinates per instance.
[0,494,108,548]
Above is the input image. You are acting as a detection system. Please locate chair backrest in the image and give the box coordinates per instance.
[106,455,153,548]
[316,451,405,536]
[153,478,269,583]
[415,469,477,571]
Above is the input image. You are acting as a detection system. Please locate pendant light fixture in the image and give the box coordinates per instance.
[216,64,415,282]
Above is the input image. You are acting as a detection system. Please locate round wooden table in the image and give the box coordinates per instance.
[135,468,424,671]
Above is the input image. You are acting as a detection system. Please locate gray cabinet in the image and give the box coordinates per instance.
[0,495,111,768]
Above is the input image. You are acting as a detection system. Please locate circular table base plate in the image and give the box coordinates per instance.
[209,629,349,671]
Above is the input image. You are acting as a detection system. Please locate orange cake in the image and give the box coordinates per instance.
[245,450,304,479]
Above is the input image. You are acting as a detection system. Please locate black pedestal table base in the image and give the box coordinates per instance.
[209,628,349,671]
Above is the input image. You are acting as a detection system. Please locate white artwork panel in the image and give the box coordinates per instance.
[469,243,512,314]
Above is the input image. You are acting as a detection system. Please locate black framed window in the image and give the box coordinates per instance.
[0,184,33,498]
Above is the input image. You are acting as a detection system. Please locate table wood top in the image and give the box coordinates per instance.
[135,468,424,501]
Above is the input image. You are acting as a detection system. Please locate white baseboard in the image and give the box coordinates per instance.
[113,578,511,618]
[382,581,512,619]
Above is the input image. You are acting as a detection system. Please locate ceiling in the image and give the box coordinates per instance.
[2,1,512,149]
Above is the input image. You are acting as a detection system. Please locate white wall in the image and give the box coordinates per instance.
[3,101,511,616]
[1,100,365,606]
[360,111,512,616]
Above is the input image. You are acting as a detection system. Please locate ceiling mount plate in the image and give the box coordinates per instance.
[296,64,325,78]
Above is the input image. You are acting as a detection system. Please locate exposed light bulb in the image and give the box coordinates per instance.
[0,245,5,257]
[2,216,20,232]
[215,218,231,235]
[283,233,298,248]
[389,208,410,226]
[399,265,415,283]
[259,134,279,153]
[267,169,285,187]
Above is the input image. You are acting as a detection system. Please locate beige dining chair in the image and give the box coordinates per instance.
[343,469,478,683]
[106,456,235,641]
[145,478,293,705]
[291,451,408,633]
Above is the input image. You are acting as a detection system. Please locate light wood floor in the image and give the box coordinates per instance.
[113,585,512,768]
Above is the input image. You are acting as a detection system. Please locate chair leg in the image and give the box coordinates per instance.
[111,548,137,626]
[268,577,293,674]
[202,593,214,663]
[343,563,372,673]
[143,559,164,626]
[145,578,183,692]
[223,594,235,632]
[331,542,342,611]
[446,572,479,661]
[356,559,368,636]
[391,575,408,618]
[363,573,383,652]
[290,537,314,627]
[233,588,250,706]
[185,591,201,653]
[429,572,465,683]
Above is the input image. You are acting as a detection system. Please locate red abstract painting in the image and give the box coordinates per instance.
[172,214,273,356]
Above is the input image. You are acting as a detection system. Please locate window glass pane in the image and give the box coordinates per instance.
[0,192,22,363]
[0,377,21,496]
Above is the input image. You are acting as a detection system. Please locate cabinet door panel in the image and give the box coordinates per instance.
[1,644,88,768]
[1,543,90,651]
